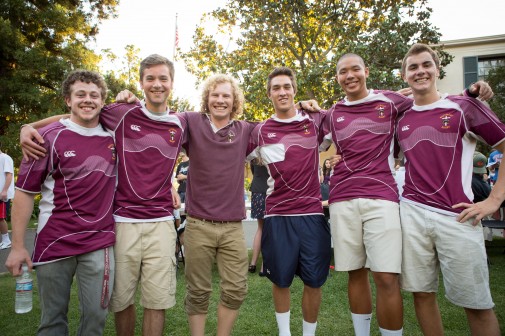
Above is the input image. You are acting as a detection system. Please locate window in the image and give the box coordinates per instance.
[464,55,505,87]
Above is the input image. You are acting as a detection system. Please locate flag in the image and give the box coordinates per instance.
[173,14,179,60]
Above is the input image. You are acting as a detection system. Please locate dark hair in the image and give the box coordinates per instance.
[322,159,331,177]
[267,67,297,94]
[401,43,440,77]
[62,70,107,100]
[139,54,175,81]
[336,53,366,72]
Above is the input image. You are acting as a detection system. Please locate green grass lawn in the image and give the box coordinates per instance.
[1,240,504,335]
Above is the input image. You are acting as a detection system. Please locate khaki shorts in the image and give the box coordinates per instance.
[400,201,494,309]
[184,216,248,315]
[109,221,177,312]
[329,198,402,273]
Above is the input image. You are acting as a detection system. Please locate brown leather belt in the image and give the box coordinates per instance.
[188,215,238,224]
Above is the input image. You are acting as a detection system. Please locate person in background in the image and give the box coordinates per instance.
[176,152,190,203]
[472,152,491,203]
[5,70,116,335]
[248,160,269,276]
[320,159,331,202]
[487,149,502,186]
[0,143,14,250]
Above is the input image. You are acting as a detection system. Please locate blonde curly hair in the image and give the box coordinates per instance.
[200,74,244,120]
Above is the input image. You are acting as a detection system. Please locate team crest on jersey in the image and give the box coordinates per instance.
[440,113,452,129]
[376,104,386,118]
[228,130,235,142]
[168,128,177,143]
[301,123,311,135]
[108,144,116,161]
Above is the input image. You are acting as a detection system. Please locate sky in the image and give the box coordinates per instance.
[92,0,505,106]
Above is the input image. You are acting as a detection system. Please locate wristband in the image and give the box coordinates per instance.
[465,84,479,98]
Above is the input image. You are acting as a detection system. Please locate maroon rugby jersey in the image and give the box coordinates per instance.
[16,119,116,264]
[321,90,413,204]
[101,101,184,221]
[397,95,505,215]
[248,111,324,216]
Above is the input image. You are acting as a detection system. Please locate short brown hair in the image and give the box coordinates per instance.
[267,67,297,95]
[139,54,175,81]
[62,70,108,100]
[401,43,440,77]
[200,74,244,120]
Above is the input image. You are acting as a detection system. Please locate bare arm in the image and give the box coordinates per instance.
[5,190,35,276]
[21,114,68,160]
[454,141,505,224]
[0,172,12,201]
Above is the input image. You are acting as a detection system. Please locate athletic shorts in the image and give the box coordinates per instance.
[329,198,402,273]
[400,201,494,309]
[109,220,177,312]
[261,215,331,288]
[0,201,10,219]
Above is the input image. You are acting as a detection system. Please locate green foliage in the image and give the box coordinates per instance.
[486,64,505,122]
[181,0,452,121]
[0,0,119,163]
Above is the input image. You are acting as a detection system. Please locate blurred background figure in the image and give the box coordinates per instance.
[248,161,269,276]
[176,152,189,203]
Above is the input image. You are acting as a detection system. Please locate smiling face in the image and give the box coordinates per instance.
[402,51,440,97]
[208,82,234,124]
[268,74,296,118]
[139,64,173,113]
[65,81,104,127]
[336,55,369,101]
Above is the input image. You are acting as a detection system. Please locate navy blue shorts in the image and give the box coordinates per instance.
[261,215,331,288]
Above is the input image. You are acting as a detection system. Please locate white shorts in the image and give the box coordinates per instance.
[400,201,494,309]
[329,199,402,273]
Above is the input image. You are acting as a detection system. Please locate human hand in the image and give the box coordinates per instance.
[115,90,139,103]
[5,248,33,277]
[329,154,342,167]
[297,100,322,112]
[469,81,494,101]
[172,191,181,209]
[20,125,45,161]
[453,198,500,225]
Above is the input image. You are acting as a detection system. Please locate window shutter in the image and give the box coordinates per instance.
[463,56,478,87]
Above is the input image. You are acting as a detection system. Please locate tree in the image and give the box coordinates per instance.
[0,0,118,162]
[486,64,505,122]
[181,0,452,121]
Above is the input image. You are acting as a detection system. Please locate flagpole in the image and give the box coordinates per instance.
[173,13,178,61]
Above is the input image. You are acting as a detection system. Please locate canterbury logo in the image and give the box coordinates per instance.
[401,125,410,131]
[64,151,76,157]
[131,125,141,131]
[267,133,276,138]
[337,117,345,122]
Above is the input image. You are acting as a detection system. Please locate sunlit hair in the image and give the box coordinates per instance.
[266,67,297,94]
[139,54,175,81]
[200,74,244,120]
[336,53,366,72]
[401,43,440,77]
[62,70,108,101]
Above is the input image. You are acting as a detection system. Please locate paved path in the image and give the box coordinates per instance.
[0,221,260,275]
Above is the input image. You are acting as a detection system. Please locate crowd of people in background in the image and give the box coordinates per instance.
[1,43,504,336]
